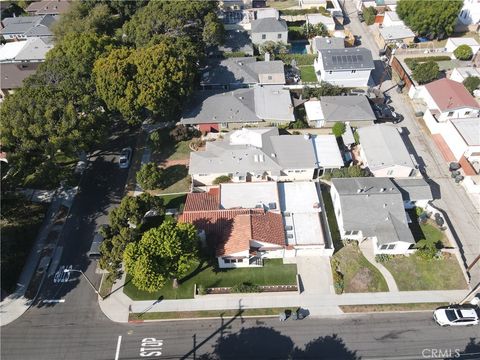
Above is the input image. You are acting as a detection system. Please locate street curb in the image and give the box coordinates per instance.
[128,314,282,323]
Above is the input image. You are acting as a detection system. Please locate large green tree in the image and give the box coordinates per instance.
[412,61,439,84]
[203,12,225,47]
[397,0,462,37]
[94,39,197,123]
[124,220,198,292]
[122,1,217,48]
[99,193,165,280]
[463,76,480,95]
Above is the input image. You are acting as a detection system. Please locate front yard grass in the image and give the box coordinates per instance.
[340,302,449,313]
[1,195,48,293]
[408,209,449,247]
[382,254,467,291]
[300,65,317,83]
[332,243,388,293]
[130,307,294,321]
[124,259,297,300]
[321,186,342,251]
[158,194,187,210]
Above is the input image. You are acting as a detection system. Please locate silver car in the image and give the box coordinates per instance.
[119,147,132,169]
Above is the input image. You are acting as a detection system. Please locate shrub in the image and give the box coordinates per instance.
[405,56,451,71]
[332,122,346,137]
[353,131,360,145]
[231,282,261,293]
[149,130,162,149]
[258,41,290,58]
[223,51,250,58]
[324,165,369,180]
[288,26,306,41]
[463,76,480,95]
[281,6,329,16]
[197,285,207,295]
[275,53,317,66]
[289,119,309,129]
[169,124,199,142]
[212,175,231,185]
[375,254,393,263]
[453,45,473,60]
[303,23,328,39]
[303,82,346,98]
[331,259,344,294]
[363,6,377,25]
[136,162,163,190]
[415,238,442,260]
[412,61,439,84]
[415,206,424,217]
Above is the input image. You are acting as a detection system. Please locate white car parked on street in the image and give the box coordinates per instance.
[433,306,479,326]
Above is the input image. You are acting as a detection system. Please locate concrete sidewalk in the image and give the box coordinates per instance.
[99,273,468,323]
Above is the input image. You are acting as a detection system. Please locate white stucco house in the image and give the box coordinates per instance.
[418,78,480,134]
[357,124,417,178]
[449,67,480,84]
[457,0,480,30]
[314,47,375,87]
[189,128,318,186]
[331,177,432,255]
[180,181,334,268]
[250,17,288,45]
[440,118,480,163]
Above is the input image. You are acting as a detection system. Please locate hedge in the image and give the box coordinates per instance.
[404,55,451,71]
[280,6,330,16]
[276,53,317,66]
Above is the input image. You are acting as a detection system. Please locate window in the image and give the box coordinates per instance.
[268,75,272,80]
[328,71,333,74]
[277,33,282,39]
[351,70,356,74]
[262,34,266,40]
[237,259,243,263]
[447,111,454,117]
[352,231,359,235]
[345,231,352,235]
[380,244,389,250]
[387,170,394,176]
[224,258,231,264]
[465,111,471,116]
[221,122,228,128]
[198,174,208,177]
[287,234,294,239]
[387,244,396,250]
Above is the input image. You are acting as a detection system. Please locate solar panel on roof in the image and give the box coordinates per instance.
[357,55,364,62]
[332,56,338,64]
[347,55,353,63]
[342,55,347,62]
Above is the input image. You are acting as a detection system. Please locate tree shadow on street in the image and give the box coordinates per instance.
[448,338,480,360]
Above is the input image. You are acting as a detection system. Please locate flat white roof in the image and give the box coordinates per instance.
[278,182,321,213]
[312,135,344,169]
[447,37,480,47]
[0,41,27,61]
[451,118,480,146]
[220,182,279,210]
[306,13,335,25]
[304,100,324,121]
[289,212,324,245]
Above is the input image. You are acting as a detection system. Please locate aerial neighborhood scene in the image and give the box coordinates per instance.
[1,0,480,359]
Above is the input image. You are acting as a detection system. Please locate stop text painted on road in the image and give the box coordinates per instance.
[140,338,163,357]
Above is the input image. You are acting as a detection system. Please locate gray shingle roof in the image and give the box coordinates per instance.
[319,95,376,122]
[320,47,374,71]
[391,178,433,202]
[181,85,293,125]
[357,125,415,171]
[251,18,288,33]
[313,37,345,52]
[332,177,414,245]
[201,57,285,86]
[1,15,56,37]
[189,128,316,175]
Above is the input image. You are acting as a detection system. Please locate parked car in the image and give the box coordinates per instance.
[87,225,107,260]
[373,104,403,123]
[118,147,132,169]
[357,11,364,22]
[434,306,479,326]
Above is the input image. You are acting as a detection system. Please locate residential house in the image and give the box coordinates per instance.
[449,67,480,84]
[304,95,376,128]
[357,124,416,178]
[457,0,480,31]
[179,181,333,268]
[331,177,432,254]
[180,85,294,132]
[382,11,403,27]
[311,36,345,54]
[306,14,336,32]
[0,15,57,40]
[311,134,344,174]
[201,57,285,90]
[218,29,254,56]
[446,37,480,58]
[357,0,398,12]
[313,47,375,87]
[419,78,480,134]
[26,0,71,15]
[0,62,39,99]
[254,7,279,19]
[188,127,317,186]
[301,0,344,24]
[391,178,434,209]
[0,37,53,63]
[250,17,288,45]
[377,25,415,48]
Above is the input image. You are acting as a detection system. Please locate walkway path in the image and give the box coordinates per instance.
[359,240,399,292]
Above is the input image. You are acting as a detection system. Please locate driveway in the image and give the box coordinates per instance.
[296,256,335,295]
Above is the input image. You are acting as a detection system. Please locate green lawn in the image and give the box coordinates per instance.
[332,243,388,293]
[300,66,317,83]
[130,307,295,321]
[166,140,192,161]
[124,259,297,300]
[382,254,467,291]
[321,186,342,251]
[1,196,48,293]
[408,209,448,247]
[266,0,298,10]
[150,129,194,163]
[157,194,187,210]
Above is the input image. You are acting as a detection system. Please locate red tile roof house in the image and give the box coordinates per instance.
[179,189,287,268]
[418,78,480,134]
[179,182,333,268]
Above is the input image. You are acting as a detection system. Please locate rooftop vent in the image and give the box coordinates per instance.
[380,188,386,192]
[284,212,291,217]
[383,203,387,208]
[271,153,276,157]
[255,203,263,209]
[357,189,363,193]
[285,225,293,231]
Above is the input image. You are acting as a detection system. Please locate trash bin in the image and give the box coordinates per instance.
[279,312,287,321]
[449,162,461,171]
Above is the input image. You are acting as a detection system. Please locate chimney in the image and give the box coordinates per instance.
[265,52,271,62]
